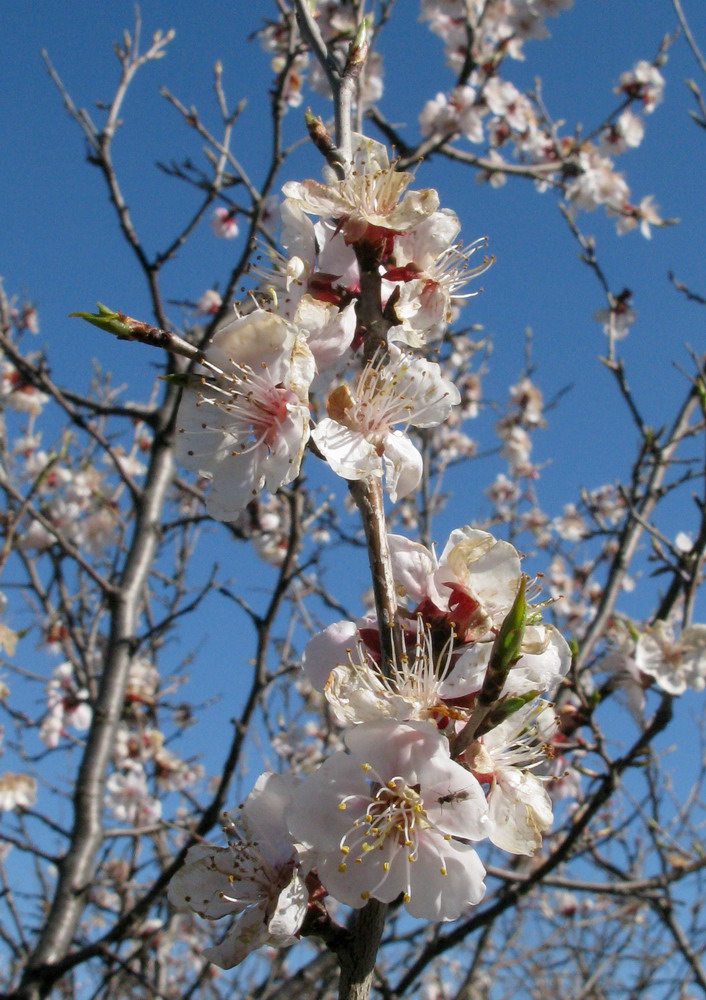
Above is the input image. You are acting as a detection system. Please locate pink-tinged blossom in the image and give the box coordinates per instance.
[486,473,521,518]
[176,309,315,520]
[552,503,587,542]
[312,348,460,501]
[282,134,439,244]
[464,701,557,855]
[168,773,307,969]
[384,212,492,344]
[476,149,509,188]
[497,422,533,474]
[617,60,665,113]
[595,293,637,340]
[211,207,239,239]
[126,656,160,706]
[482,78,534,134]
[599,110,645,156]
[613,195,665,239]
[508,377,544,428]
[288,720,488,920]
[635,622,706,696]
[0,772,37,811]
[389,527,522,642]
[586,483,627,525]
[196,289,223,315]
[324,616,456,726]
[105,765,162,826]
[16,303,40,334]
[565,148,630,214]
[40,662,92,749]
[419,87,485,143]
[1,360,49,415]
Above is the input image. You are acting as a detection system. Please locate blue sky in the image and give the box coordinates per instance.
[3,1,703,508]
[2,11,706,979]
[2,2,706,753]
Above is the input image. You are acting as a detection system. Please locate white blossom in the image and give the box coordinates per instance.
[168,773,306,969]
[283,133,439,244]
[635,622,706,696]
[288,720,488,920]
[176,309,315,520]
[313,348,459,501]
[0,772,37,812]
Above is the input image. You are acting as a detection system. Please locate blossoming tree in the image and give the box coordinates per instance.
[2,3,706,1000]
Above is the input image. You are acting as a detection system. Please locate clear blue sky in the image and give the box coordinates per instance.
[3,1,703,515]
[2,2,706,724]
[2,9,706,953]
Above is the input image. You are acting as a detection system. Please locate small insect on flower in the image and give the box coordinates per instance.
[438,789,472,805]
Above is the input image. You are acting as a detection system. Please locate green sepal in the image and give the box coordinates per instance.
[478,576,528,707]
[158,372,192,387]
[476,689,541,737]
[490,576,527,673]
[70,303,134,339]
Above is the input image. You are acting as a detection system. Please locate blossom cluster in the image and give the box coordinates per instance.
[167,131,572,965]
[256,2,668,239]
[164,119,706,969]
[170,525,571,964]
[258,3,384,112]
[417,2,667,236]
[176,133,490,521]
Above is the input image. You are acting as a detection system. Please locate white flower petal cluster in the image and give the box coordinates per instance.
[600,618,706,707]
[168,773,307,969]
[176,310,315,521]
[174,133,493,514]
[40,662,92,749]
[167,133,572,963]
[389,526,523,641]
[463,701,557,855]
[635,622,706,696]
[313,347,460,500]
[288,720,488,920]
[0,772,37,812]
[283,134,439,244]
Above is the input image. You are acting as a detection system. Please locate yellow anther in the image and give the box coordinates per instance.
[440,867,448,876]
[362,763,372,771]
[338,863,347,873]
[403,893,411,903]
[338,802,347,810]
[383,862,390,871]
[361,891,371,900]
[341,845,350,855]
